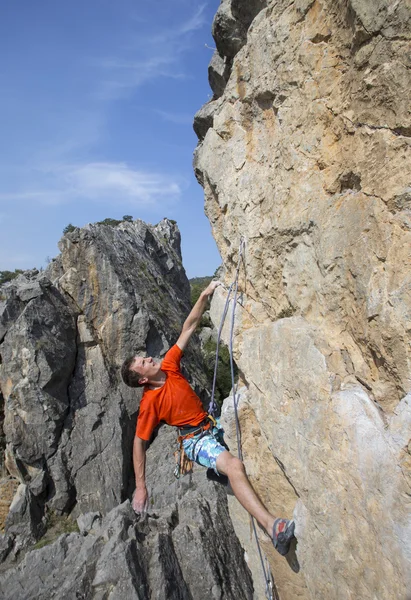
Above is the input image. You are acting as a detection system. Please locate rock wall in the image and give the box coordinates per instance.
[0,445,254,600]
[0,219,254,598]
[195,1,411,598]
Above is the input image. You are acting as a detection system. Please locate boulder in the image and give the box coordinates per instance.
[0,428,254,600]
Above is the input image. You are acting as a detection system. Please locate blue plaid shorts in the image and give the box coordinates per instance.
[182,417,227,475]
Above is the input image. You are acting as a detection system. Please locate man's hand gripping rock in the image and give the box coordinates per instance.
[132,485,149,515]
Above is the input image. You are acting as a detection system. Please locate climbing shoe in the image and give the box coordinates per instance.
[272,518,295,556]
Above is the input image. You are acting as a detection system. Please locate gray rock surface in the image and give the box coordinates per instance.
[0,428,254,600]
[0,218,254,599]
[212,0,246,60]
[193,100,221,141]
[211,0,267,60]
[208,51,231,99]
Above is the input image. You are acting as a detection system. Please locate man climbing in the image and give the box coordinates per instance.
[121,281,295,556]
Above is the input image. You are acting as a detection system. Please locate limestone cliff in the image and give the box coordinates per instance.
[194,1,411,598]
[0,219,254,598]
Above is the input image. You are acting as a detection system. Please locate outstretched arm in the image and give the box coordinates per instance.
[176,280,221,352]
[132,436,149,514]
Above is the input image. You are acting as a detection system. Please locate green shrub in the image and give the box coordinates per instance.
[0,270,24,285]
[33,513,79,550]
[189,276,213,306]
[203,338,236,405]
[277,305,296,319]
[123,215,133,222]
[63,223,76,235]
[97,218,122,227]
[200,313,212,328]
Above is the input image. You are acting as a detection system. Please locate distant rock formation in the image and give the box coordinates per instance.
[0,219,254,598]
[195,0,411,598]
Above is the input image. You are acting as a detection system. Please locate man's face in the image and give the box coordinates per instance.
[131,356,161,384]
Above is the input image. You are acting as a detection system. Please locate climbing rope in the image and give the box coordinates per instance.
[208,236,245,420]
[208,238,275,600]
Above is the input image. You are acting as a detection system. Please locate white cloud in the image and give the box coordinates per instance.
[0,162,184,208]
[96,55,186,100]
[178,4,207,34]
[67,162,183,205]
[154,109,193,125]
[0,5,204,213]
[95,4,208,100]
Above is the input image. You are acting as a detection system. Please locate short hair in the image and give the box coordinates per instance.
[121,356,144,387]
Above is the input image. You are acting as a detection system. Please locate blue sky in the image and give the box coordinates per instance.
[0,0,221,278]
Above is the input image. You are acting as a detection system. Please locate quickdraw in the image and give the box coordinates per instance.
[173,444,193,479]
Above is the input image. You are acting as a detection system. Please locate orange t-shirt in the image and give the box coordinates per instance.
[136,344,207,441]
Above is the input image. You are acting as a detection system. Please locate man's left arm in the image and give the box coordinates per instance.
[176,280,221,352]
[132,436,149,514]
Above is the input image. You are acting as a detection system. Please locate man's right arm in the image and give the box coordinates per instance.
[132,436,148,513]
[176,280,221,352]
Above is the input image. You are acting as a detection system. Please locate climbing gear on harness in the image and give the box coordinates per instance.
[272,519,295,556]
[173,444,193,479]
[174,414,218,479]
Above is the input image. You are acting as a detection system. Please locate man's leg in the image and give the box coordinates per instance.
[183,434,295,554]
[216,450,276,535]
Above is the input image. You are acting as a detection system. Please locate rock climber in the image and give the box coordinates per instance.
[121,281,295,556]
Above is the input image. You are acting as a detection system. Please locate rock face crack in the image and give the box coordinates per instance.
[273,455,301,499]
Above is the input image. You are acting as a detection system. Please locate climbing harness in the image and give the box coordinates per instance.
[173,414,217,479]
[208,237,276,600]
[178,414,217,439]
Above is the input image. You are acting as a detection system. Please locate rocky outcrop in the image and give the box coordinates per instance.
[0,429,254,600]
[0,219,254,598]
[195,1,411,598]
[0,220,194,545]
